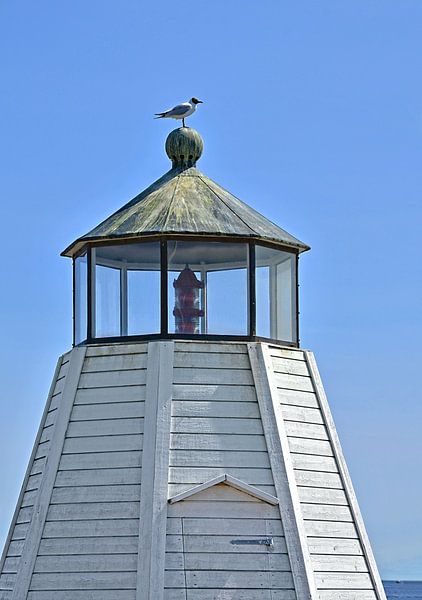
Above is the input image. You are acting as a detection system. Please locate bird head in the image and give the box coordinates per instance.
[190,98,203,105]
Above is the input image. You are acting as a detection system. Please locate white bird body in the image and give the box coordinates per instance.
[155,97,203,126]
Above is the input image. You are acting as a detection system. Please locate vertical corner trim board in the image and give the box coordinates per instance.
[304,350,387,600]
[10,346,87,600]
[248,342,317,600]
[0,355,64,577]
[136,341,174,600]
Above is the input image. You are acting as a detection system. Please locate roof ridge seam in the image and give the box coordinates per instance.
[198,176,257,235]
[162,175,181,231]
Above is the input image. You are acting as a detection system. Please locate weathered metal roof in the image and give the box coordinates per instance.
[62,128,309,257]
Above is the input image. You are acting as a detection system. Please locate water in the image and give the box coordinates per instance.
[384,581,422,599]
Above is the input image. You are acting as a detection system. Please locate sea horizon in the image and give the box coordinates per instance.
[383,580,422,599]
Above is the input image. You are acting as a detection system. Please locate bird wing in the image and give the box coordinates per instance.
[161,103,191,117]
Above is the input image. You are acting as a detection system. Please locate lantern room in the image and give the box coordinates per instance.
[63,127,309,346]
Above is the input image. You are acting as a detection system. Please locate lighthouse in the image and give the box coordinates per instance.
[0,127,386,600]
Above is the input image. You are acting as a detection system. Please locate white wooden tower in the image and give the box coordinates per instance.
[0,127,387,600]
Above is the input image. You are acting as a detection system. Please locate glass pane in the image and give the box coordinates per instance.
[207,269,247,334]
[128,269,160,335]
[96,264,120,337]
[168,241,248,335]
[74,253,87,344]
[256,245,297,342]
[94,242,160,338]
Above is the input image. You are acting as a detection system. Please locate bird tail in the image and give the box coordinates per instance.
[154,113,166,119]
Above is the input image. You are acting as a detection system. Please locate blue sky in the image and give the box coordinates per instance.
[1,0,421,580]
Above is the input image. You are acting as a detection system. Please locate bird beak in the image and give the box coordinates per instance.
[197,100,203,103]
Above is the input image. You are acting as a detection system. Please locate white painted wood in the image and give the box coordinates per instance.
[71,402,145,421]
[169,449,270,468]
[168,483,277,497]
[174,367,254,385]
[318,592,376,600]
[272,357,309,376]
[178,534,288,554]
[307,538,363,555]
[25,475,42,492]
[171,400,259,418]
[30,571,136,590]
[168,474,279,505]
[175,483,265,502]
[166,552,291,571]
[291,453,337,473]
[38,536,139,555]
[43,411,57,428]
[11,524,29,541]
[269,347,305,361]
[0,573,16,591]
[293,470,343,489]
[34,554,138,572]
[59,450,142,470]
[55,467,141,487]
[171,417,263,434]
[315,572,373,589]
[51,484,141,504]
[297,487,348,506]
[275,373,314,393]
[301,503,353,522]
[34,441,50,460]
[38,426,54,444]
[167,570,294,589]
[27,592,135,600]
[305,521,357,538]
[284,421,328,440]
[174,591,297,600]
[311,554,368,572]
[277,388,318,408]
[171,432,267,451]
[168,501,279,518]
[48,394,61,411]
[287,437,333,456]
[2,558,18,574]
[29,458,46,477]
[166,517,283,535]
[5,542,24,557]
[169,467,274,486]
[42,519,139,538]
[20,491,37,508]
[11,347,86,600]
[75,385,146,404]
[248,342,317,600]
[136,341,174,600]
[47,501,140,521]
[282,405,324,425]
[0,356,63,576]
[174,341,247,354]
[83,354,148,372]
[174,352,250,369]
[304,351,387,600]
[86,343,147,357]
[173,384,256,402]
[16,508,33,524]
[66,417,143,437]
[78,369,147,388]
[63,433,142,453]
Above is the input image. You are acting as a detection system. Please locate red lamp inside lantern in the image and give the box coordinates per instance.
[173,265,204,334]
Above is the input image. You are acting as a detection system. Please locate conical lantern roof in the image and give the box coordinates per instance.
[62,127,309,257]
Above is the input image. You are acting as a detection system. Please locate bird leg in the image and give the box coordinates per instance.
[182,118,185,128]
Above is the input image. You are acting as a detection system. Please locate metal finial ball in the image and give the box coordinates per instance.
[165,127,203,168]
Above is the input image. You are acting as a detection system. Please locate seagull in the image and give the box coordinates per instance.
[154,97,203,127]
